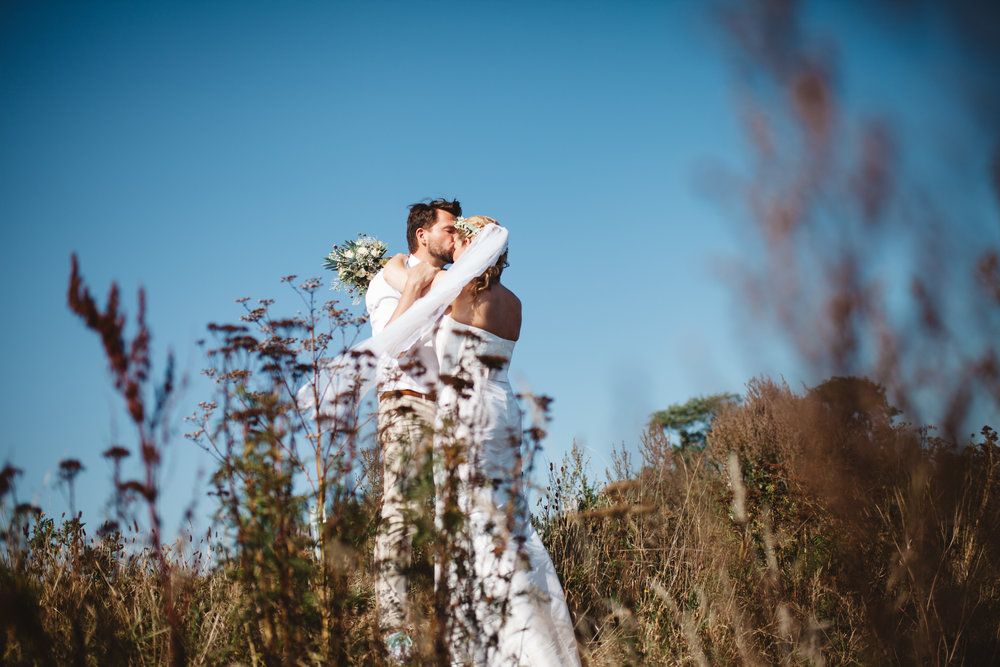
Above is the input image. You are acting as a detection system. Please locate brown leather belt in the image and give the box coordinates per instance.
[380,389,437,402]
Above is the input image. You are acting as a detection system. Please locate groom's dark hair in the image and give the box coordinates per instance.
[406,198,462,252]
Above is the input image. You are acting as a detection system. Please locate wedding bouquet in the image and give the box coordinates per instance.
[323,234,388,303]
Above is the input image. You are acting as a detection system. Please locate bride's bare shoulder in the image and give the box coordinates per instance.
[491,285,522,339]
[495,283,521,308]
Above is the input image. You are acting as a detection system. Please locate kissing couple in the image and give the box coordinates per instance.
[301,199,580,665]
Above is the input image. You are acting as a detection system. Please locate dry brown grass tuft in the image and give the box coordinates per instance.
[536,377,1000,664]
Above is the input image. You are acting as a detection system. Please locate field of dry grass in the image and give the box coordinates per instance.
[3,343,998,665]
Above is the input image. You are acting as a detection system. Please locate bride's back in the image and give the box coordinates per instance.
[447,281,522,342]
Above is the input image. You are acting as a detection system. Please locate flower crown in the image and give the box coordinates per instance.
[454,216,478,238]
[455,215,499,240]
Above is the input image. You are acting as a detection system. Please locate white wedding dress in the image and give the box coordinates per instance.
[434,315,580,667]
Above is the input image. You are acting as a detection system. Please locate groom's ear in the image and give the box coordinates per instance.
[413,225,428,249]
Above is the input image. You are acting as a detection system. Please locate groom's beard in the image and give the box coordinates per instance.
[427,239,454,266]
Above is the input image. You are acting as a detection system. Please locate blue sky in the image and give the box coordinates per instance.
[2,0,996,535]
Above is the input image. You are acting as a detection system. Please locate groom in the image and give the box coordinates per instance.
[365,198,461,653]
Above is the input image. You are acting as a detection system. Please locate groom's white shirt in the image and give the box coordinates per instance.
[365,255,439,395]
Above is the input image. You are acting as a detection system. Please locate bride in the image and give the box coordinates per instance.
[382,216,580,666]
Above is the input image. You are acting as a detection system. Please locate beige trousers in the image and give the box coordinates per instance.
[374,393,435,634]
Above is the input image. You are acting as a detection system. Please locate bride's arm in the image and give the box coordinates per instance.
[386,261,440,325]
[382,254,409,291]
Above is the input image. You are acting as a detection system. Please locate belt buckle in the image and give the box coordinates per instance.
[381,389,437,402]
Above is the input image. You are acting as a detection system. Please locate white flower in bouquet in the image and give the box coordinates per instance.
[323,233,389,303]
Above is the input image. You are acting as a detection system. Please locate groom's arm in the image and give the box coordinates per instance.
[365,271,398,336]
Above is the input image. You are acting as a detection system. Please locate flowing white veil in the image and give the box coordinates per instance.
[297,223,509,423]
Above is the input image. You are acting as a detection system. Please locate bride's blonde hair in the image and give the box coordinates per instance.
[459,216,509,295]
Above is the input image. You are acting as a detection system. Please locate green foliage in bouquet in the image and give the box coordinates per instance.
[323,234,388,303]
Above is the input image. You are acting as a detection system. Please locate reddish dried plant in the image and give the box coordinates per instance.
[66,254,185,666]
